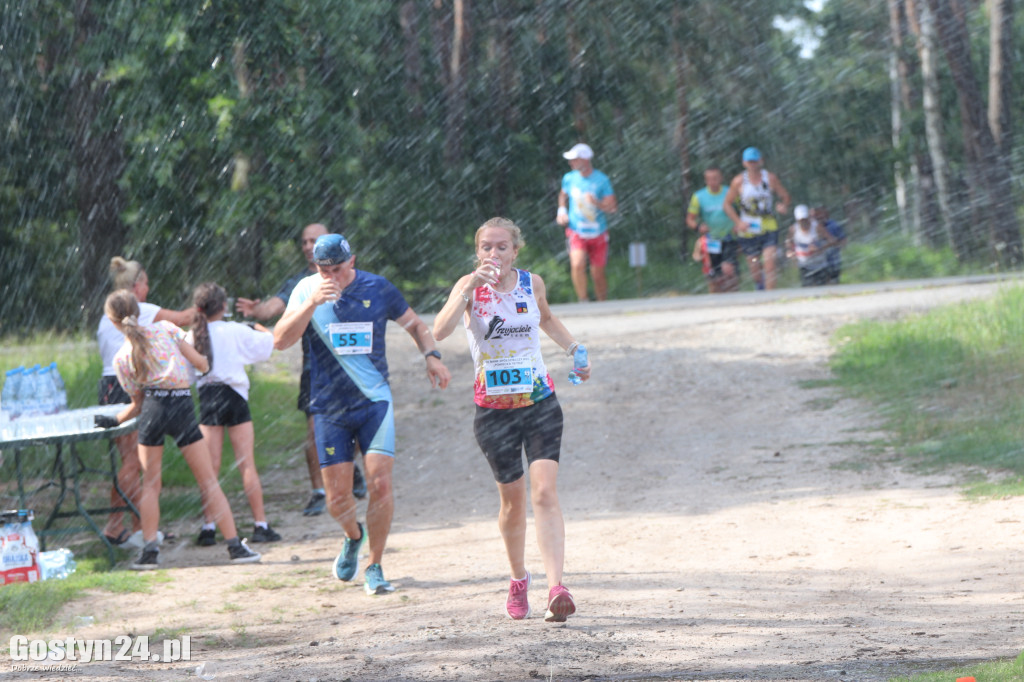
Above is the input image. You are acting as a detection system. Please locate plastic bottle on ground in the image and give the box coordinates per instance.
[39,548,77,580]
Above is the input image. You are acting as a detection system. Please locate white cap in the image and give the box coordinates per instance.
[794,205,810,220]
[563,143,594,160]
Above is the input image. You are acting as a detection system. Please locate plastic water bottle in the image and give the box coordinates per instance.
[49,362,67,412]
[2,367,24,420]
[39,548,77,580]
[17,365,40,418]
[37,364,57,415]
[567,344,589,385]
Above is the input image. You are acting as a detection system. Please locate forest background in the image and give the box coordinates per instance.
[1,0,1020,334]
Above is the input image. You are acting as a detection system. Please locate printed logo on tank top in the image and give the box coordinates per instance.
[483,315,534,341]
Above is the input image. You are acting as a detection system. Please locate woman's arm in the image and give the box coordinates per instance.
[154,306,197,328]
[433,274,476,342]
[535,275,590,381]
[115,391,143,425]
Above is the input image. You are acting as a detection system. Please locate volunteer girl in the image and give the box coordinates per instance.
[433,216,590,623]
[189,282,281,546]
[97,256,194,546]
[99,289,261,569]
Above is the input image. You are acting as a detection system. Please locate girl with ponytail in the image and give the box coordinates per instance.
[100,290,262,570]
[188,282,281,546]
[97,257,195,547]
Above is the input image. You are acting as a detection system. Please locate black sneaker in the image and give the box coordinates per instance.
[196,528,216,546]
[251,524,282,543]
[302,491,326,516]
[131,549,160,570]
[228,539,262,564]
[353,464,367,500]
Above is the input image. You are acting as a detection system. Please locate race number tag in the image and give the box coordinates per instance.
[328,322,373,355]
[746,220,762,235]
[706,238,723,254]
[483,357,533,395]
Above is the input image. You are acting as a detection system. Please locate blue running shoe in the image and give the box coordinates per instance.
[363,563,395,595]
[334,522,365,581]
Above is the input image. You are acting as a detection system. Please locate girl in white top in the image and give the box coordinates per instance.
[97,256,195,547]
[434,217,591,624]
[188,282,281,545]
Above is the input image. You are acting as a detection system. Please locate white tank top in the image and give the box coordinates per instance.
[464,269,554,409]
[793,223,826,268]
[738,169,774,220]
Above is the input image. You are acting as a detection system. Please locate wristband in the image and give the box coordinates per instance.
[557,206,568,218]
[565,341,579,357]
[460,289,471,303]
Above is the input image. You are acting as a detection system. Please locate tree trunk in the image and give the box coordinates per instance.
[71,0,128,328]
[566,1,589,138]
[488,3,515,216]
[230,37,263,289]
[672,6,692,263]
[988,0,1013,157]
[887,0,912,239]
[909,0,957,252]
[929,0,1022,265]
[400,1,424,121]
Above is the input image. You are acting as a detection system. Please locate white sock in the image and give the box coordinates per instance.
[202,522,215,531]
[255,521,268,530]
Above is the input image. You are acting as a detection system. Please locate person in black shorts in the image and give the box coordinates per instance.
[190,282,282,545]
[433,217,590,623]
[235,223,366,515]
[97,290,261,570]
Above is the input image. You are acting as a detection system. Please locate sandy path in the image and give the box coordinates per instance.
[8,278,1024,682]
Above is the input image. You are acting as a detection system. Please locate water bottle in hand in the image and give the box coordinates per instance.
[567,344,589,385]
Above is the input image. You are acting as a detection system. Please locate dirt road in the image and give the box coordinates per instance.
[11,277,1024,682]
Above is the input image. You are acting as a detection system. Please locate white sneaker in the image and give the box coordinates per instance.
[123,530,163,550]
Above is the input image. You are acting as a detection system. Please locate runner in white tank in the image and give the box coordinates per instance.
[434,217,591,624]
[465,268,554,409]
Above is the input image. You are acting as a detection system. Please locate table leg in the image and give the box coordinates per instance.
[39,442,69,552]
[14,447,26,508]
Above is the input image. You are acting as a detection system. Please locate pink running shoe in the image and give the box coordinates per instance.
[506,571,532,620]
[544,584,576,622]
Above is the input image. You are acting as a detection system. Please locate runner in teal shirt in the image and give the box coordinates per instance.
[686,167,739,293]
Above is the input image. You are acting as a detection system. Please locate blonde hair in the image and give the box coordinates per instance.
[104,290,158,381]
[474,216,525,266]
[109,256,145,291]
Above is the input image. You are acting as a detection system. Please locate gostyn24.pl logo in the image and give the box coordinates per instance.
[9,635,191,663]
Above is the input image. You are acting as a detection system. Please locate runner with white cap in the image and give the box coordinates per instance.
[555,143,617,301]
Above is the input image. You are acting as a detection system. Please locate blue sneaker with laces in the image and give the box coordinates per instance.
[333,522,364,581]
[364,563,395,595]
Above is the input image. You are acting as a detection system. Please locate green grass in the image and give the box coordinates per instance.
[831,286,1024,681]
[889,650,1024,681]
[831,284,1024,484]
[0,557,169,635]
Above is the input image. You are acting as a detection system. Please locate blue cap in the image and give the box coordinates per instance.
[312,234,353,265]
[742,147,761,162]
